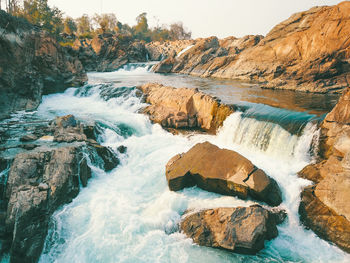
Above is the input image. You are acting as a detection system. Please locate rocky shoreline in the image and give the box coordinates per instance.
[0,115,121,262]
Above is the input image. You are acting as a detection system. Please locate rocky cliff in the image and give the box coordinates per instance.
[0,11,87,120]
[298,88,350,252]
[72,34,148,72]
[154,2,350,93]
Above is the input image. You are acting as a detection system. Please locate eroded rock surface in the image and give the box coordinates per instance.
[298,87,350,252]
[139,83,233,133]
[0,11,87,120]
[166,142,282,206]
[154,2,350,93]
[0,115,119,262]
[181,205,286,254]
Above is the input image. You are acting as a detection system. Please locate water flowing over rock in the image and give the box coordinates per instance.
[180,205,286,254]
[298,87,350,252]
[0,115,119,262]
[153,2,350,93]
[139,83,233,133]
[166,142,282,206]
[72,34,148,72]
[0,11,87,120]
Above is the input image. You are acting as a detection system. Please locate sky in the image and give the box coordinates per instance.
[48,0,345,38]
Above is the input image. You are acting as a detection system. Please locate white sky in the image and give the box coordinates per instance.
[48,0,345,38]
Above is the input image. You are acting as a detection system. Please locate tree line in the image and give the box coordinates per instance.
[1,0,192,42]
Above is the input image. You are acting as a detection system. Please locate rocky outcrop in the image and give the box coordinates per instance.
[0,115,119,262]
[166,142,282,206]
[0,11,87,120]
[145,39,195,61]
[181,205,286,254]
[139,83,233,133]
[298,87,350,253]
[72,34,148,72]
[154,2,350,93]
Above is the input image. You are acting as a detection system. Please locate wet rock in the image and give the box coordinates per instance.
[0,11,87,120]
[51,115,87,143]
[166,142,282,206]
[139,83,233,133]
[117,145,127,154]
[19,134,38,142]
[298,87,350,252]
[181,205,286,254]
[20,144,38,150]
[4,146,91,262]
[89,144,119,171]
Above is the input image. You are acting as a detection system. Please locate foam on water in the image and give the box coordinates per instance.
[30,65,350,262]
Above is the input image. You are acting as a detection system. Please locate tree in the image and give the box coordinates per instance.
[63,17,77,35]
[93,13,118,34]
[76,14,93,36]
[133,12,149,40]
[169,22,191,40]
[16,0,63,38]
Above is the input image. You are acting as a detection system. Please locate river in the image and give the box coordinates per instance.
[1,62,349,262]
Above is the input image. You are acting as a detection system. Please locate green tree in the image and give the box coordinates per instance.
[93,13,118,34]
[133,12,149,40]
[16,0,63,38]
[63,16,77,35]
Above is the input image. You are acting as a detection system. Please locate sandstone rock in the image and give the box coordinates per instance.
[181,205,286,254]
[145,40,195,61]
[139,83,233,133]
[153,2,350,93]
[298,87,350,252]
[166,142,282,206]
[0,11,87,119]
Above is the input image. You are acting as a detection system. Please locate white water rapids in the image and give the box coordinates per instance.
[18,63,347,262]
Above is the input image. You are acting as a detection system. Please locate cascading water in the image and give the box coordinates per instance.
[1,63,348,262]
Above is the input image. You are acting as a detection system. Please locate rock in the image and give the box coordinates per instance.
[72,34,148,72]
[19,134,38,142]
[152,57,175,73]
[180,205,286,254]
[117,145,127,154]
[0,115,120,261]
[0,11,87,120]
[166,142,282,206]
[145,40,195,61]
[139,83,233,133]
[298,87,350,252]
[20,144,38,150]
[89,144,119,171]
[153,2,350,93]
[4,146,90,262]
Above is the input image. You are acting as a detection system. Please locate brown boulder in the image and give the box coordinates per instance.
[139,83,233,133]
[166,142,282,206]
[298,87,350,252]
[181,205,286,254]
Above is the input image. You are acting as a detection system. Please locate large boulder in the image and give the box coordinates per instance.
[0,11,87,120]
[0,115,120,262]
[166,142,282,206]
[298,87,350,253]
[154,2,350,93]
[145,39,195,61]
[181,205,286,254]
[139,83,233,133]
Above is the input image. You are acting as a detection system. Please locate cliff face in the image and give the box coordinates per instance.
[72,34,148,72]
[0,11,87,120]
[154,1,350,93]
[298,87,350,253]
